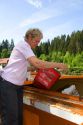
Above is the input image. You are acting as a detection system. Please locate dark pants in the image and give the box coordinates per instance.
[0,77,23,125]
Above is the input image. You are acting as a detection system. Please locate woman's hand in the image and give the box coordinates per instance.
[57,63,68,71]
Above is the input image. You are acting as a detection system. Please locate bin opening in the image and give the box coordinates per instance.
[25,71,83,97]
[51,76,83,97]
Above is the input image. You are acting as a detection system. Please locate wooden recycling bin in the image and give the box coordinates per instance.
[23,75,83,125]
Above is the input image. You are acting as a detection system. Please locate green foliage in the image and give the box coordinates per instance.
[33,46,42,57]
[0,30,83,74]
[34,30,83,74]
[0,39,14,58]
[71,53,83,68]
[39,54,48,61]
[9,39,14,51]
[1,49,10,58]
[63,52,73,66]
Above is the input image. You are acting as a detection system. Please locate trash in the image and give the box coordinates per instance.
[26,71,34,81]
[62,85,79,96]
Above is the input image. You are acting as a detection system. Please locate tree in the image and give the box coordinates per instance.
[9,39,14,51]
[1,39,9,50]
[33,46,42,57]
[1,49,9,58]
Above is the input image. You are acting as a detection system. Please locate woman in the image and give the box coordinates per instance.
[0,28,67,125]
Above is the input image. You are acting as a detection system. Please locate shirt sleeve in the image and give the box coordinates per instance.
[15,41,35,59]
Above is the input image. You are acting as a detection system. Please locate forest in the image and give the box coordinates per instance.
[0,30,83,74]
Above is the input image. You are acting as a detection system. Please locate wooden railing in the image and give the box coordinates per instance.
[23,75,83,125]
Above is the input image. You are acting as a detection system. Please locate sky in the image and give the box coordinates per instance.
[0,0,83,44]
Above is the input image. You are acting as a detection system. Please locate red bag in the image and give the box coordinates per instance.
[33,68,61,89]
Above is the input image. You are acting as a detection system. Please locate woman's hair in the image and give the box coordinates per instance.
[25,28,43,39]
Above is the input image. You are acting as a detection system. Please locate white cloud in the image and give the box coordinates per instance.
[20,0,83,28]
[19,13,54,28]
[25,0,42,8]
[19,6,62,28]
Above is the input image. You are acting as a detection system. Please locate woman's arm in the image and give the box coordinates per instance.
[27,56,68,71]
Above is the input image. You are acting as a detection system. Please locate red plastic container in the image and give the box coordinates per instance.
[33,68,61,89]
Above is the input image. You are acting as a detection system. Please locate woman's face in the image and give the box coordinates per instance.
[28,36,41,48]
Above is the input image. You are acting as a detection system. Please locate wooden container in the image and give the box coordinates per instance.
[23,75,83,125]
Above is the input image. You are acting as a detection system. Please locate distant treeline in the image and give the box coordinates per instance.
[0,39,14,58]
[33,30,83,73]
[34,30,83,57]
[0,30,83,73]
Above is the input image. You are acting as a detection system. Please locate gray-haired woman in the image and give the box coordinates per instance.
[0,28,67,125]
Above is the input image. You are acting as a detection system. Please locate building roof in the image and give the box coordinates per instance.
[0,58,9,64]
